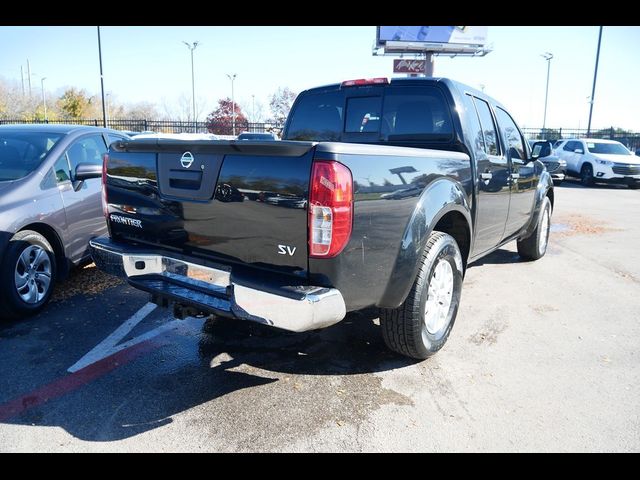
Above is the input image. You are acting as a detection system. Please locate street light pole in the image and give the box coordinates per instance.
[252,94,255,127]
[541,52,553,136]
[587,26,603,137]
[41,77,47,122]
[106,93,111,125]
[97,26,107,128]
[183,41,200,132]
[227,73,237,135]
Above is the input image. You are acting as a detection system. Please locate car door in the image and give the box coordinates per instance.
[468,96,511,255]
[54,133,108,263]
[494,107,538,238]
[560,140,580,173]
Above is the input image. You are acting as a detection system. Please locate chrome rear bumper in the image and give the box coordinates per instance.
[89,237,346,332]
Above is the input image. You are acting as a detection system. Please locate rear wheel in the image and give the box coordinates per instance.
[517,196,551,260]
[380,231,463,360]
[0,230,56,320]
[580,164,594,187]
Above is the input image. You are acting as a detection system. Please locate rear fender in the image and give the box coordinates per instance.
[377,177,471,308]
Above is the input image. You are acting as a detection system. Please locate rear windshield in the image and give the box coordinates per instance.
[586,142,631,155]
[0,131,64,181]
[285,85,453,143]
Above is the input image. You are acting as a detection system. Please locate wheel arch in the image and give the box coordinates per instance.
[17,223,68,278]
[377,177,472,309]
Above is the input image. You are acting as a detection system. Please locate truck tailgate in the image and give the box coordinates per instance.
[105,139,315,276]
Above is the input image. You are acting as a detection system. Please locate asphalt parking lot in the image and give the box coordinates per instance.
[0,179,638,452]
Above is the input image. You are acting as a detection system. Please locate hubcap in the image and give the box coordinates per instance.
[424,259,454,335]
[14,245,52,304]
[539,206,550,255]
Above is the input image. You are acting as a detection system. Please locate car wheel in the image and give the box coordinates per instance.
[517,196,552,261]
[580,164,594,187]
[380,231,463,360]
[0,230,56,320]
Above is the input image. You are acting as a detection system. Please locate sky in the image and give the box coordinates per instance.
[1,25,639,130]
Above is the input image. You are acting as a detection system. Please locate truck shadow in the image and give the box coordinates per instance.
[0,292,416,443]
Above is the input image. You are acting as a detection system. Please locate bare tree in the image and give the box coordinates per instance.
[269,87,297,125]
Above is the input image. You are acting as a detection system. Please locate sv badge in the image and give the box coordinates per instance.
[277,245,297,256]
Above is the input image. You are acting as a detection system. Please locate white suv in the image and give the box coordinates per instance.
[555,138,640,189]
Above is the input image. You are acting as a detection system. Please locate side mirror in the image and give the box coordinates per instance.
[531,141,551,160]
[72,163,102,192]
[75,163,102,181]
[574,148,584,154]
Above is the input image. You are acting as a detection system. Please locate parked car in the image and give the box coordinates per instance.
[236,132,278,141]
[0,124,130,318]
[554,138,640,188]
[527,139,566,185]
[90,77,553,360]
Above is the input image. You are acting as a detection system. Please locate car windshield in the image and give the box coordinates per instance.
[0,131,64,181]
[586,142,631,155]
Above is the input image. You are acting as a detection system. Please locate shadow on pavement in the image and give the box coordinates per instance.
[0,289,416,442]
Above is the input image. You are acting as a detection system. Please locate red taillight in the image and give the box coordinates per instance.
[101,153,109,218]
[341,77,388,87]
[309,161,353,258]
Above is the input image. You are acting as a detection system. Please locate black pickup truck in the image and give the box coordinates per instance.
[89,77,554,359]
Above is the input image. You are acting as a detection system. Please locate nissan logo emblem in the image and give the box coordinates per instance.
[180,151,194,169]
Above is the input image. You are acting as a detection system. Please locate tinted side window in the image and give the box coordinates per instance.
[66,134,108,169]
[381,86,453,141]
[472,97,499,156]
[495,107,525,161]
[464,94,487,157]
[286,91,343,141]
[563,141,576,152]
[345,96,382,133]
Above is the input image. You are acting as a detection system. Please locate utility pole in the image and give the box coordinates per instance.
[252,94,255,126]
[41,77,47,122]
[541,52,553,135]
[97,26,107,128]
[227,73,237,135]
[183,41,200,132]
[21,65,25,96]
[587,26,603,137]
[27,59,32,97]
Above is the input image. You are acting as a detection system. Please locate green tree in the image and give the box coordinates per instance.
[58,88,93,119]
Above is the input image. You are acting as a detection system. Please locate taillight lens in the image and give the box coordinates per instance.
[309,160,353,258]
[101,153,109,218]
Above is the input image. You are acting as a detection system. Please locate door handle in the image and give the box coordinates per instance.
[510,173,520,180]
[481,172,493,180]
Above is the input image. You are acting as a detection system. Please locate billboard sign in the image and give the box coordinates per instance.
[377,26,489,55]
[393,59,426,74]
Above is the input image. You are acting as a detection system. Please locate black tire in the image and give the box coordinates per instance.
[628,184,639,190]
[0,230,56,320]
[380,231,463,360]
[517,196,552,261]
[580,164,594,187]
